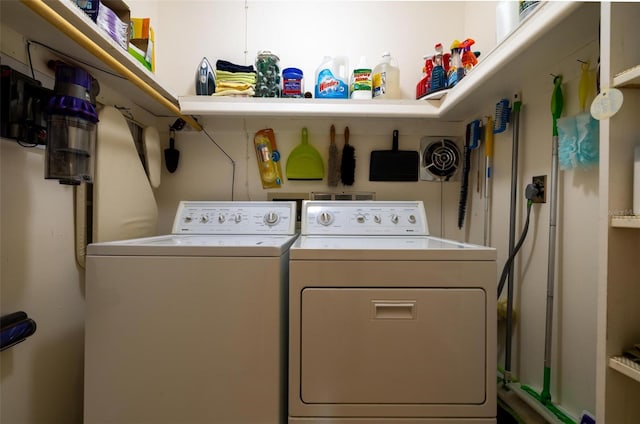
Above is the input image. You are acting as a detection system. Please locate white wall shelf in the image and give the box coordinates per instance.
[179,96,441,119]
[611,216,640,229]
[609,356,640,384]
[179,1,599,122]
[613,64,640,88]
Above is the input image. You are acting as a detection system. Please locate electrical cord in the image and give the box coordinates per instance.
[201,126,236,201]
[496,184,539,298]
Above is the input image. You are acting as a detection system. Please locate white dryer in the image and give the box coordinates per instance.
[289,200,497,423]
[85,201,297,424]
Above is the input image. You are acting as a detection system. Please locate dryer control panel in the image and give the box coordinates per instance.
[172,201,297,235]
[301,201,429,236]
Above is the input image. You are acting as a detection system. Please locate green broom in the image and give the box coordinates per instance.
[519,75,575,424]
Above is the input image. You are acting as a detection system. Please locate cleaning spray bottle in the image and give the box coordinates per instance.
[350,56,372,99]
[315,56,349,99]
[372,52,400,99]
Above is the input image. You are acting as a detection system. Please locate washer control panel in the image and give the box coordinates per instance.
[301,201,429,235]
[172,201,297,235]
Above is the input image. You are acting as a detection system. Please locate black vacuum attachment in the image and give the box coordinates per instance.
[164,118,186,173]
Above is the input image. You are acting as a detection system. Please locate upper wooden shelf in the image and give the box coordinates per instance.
[0,0,178,117]
[180,1,600,122]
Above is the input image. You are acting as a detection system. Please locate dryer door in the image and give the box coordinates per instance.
[300,287,486,404]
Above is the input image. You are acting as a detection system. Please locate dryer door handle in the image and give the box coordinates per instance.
[371,301,416,320]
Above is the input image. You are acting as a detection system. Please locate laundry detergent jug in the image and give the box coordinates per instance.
[372,52,400,99]
[315,56,349,99]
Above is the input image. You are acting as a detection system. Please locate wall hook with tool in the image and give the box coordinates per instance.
[483,115,494,246]
[328,125,341,187]
[340,126,355,185]
[493,98,511,134]
[557,60,599,170]
[457,120,480,229]
[286,127,325,180]
[369,130,419,181]
[518,76,574,424]
[501,92,522,389]
[164,118,185,173]
[469,119,482,194]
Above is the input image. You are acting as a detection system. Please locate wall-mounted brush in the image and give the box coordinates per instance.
[494,98,511,134]
[327,125,340,187]
[457,120,481,229]
[340,127,355,185]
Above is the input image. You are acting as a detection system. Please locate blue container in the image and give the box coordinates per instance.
[282,67,304,98]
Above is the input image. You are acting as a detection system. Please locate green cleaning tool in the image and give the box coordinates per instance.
[286,127,325,180]
[519,75,575,424]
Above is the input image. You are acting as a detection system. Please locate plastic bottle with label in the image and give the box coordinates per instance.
[519,0,540,21]
[315,56,349,99]
[350,56,372,100]
[372,52,401,100]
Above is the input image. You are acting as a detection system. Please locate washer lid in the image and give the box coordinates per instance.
[87,234,298,257]
[290,235,495,261]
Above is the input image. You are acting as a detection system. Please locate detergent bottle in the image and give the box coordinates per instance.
[429,43,447,93]
[315,56,349,99]
[372,52,400,99]
[350,56,372,99]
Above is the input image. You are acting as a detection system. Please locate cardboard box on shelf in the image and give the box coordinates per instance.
[128,17,155,72]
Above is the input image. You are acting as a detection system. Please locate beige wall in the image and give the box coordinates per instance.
[1,142,85,423]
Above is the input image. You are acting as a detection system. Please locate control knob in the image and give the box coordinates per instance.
[264,212,280,226]
[391,214,399,224]
[317,211,333,226]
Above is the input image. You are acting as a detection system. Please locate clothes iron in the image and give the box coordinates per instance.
[195,57,215,95]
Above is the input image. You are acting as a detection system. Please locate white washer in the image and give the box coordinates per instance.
[85,201,297,424]
[289,200,497,423]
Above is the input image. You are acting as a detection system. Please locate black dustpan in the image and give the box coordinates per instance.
[164,130,180,173]
[369,130,419,181]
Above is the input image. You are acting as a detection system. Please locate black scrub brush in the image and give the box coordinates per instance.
[328,125,340,187]
[340,126,355,185]
[458,122,472,229]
